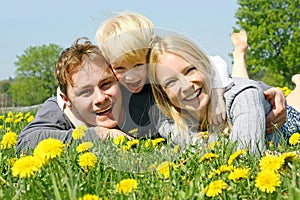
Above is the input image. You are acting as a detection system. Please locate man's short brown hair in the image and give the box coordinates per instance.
[54,37,110,97]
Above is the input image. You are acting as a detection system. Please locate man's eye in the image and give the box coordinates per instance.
[101,81,114,89]
[79,90,91,96]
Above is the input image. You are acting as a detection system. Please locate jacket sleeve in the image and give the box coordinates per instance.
[224,78,272,153]
[16,97,98,154]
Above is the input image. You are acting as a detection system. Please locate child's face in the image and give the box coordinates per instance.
[112,57,148,93]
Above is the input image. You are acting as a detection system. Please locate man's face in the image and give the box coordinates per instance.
[65,58,124,128]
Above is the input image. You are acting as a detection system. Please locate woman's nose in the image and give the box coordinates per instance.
[181,78,194,94]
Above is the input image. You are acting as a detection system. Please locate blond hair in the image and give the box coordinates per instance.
[149,35,213,140]
[95,12,154,65]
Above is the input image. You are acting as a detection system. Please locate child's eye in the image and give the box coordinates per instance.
[135,63,146,68]
[113,66,126,73]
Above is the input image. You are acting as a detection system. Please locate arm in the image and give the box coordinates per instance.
[230,30,286,132]
[224,78,267,153]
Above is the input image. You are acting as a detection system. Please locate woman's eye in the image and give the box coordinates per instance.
[164,80,176,88]
[186,66,197,74]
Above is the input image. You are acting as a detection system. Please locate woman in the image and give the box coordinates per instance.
[149,35,298,153]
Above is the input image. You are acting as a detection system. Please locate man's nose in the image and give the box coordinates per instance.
[94,87,107,105]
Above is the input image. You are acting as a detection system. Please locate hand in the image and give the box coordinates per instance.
[264,88,287,133]
[208,88,227,125]
[94,127,133,142]
[231,30,248,54]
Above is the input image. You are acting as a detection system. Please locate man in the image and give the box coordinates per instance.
[16,38,127,154]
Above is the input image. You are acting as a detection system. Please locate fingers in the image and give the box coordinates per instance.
[264,87,287,133]
[210,113,226,126]
[265,109,287,133]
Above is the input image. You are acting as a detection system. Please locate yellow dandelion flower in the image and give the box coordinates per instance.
[122,145,129,153]
[5,127,11,132]
[289,132,300,146]
[128,128,138,135]
[173,144,180,153]
[214,165,234,176]
[13,118,21,124]
[0,115,4,120]
[27,115,34,123]
[227,149,248,165]
[228,167,250,181]
[33,138,64,162]
[122,139,139,152]
[0,125,3,130]
[199,153,219,163]
[5,117,12,123]
[8,158,17,166]
[259,155,284,172]
[145,138,165,148]
[116,178,138,194]
[255,170,281,193]
[144,140,151,148]
[126,139,139,148]
[156,161,177,179]
[0,131,17,149]
[11,156,41,178]
[113,135,126,146]
[208,171,214,179]
[7,111,13,117]
[76,142,94,153]
[207,141,220,150]
[151,138,165,147]
[202,179,227,197]
[148,162,157,171]
[278,86,291,97]
[25,112,31,118]
[72,125,88,140]
[78,194,100,200]
[78,152,97,170]
[280,152,298,161]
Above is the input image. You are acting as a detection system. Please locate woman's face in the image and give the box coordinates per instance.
[155,52,210,121]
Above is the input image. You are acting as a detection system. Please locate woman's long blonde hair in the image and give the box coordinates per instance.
[148,35,213,142]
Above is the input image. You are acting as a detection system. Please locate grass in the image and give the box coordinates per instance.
[0,111,300,200]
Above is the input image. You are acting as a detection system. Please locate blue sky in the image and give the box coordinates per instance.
[0,0,238,80]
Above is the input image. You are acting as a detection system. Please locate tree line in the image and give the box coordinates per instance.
[0,0,299,107]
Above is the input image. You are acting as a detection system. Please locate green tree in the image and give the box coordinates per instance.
[11,43,63,106]
[234,0,300,88]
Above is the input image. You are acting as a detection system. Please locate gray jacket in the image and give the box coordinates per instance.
[16,97,99,154]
